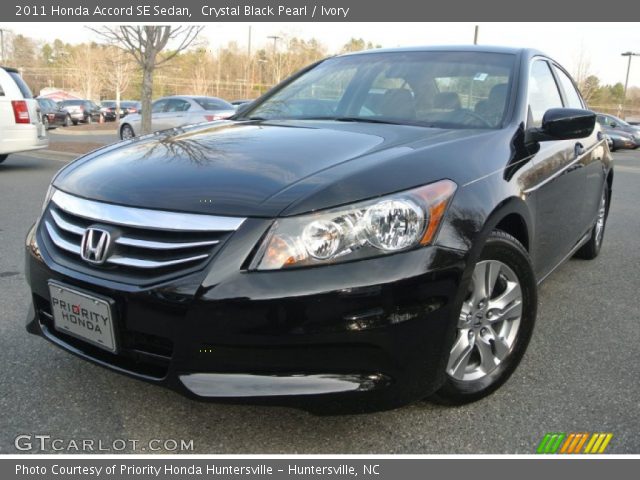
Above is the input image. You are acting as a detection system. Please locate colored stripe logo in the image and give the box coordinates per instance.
[537,433,613,454]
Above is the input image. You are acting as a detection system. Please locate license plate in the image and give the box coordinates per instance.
[48,281,117,353]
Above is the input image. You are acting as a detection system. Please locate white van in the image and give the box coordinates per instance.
[0,66,48,163]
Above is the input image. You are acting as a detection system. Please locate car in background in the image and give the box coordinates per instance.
[37,97,71,129]
[596,113,640,148]
[604,130,636,151]
[119,96,235,139]
[0,66,47,163]
[230,99,253,107]
[58,99,103,125]
[100,100,141,121]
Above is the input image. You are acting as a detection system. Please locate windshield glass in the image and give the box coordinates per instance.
[243,51,516,129]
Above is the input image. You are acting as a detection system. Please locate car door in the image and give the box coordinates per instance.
[527,59,587,277]
[150,99,170,131]
[552,63,604,236]
[163,98,191,128]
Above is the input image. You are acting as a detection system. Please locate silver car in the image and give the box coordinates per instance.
[119,96,236,139]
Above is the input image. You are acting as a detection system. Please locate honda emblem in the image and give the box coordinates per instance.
[80,228,111,264]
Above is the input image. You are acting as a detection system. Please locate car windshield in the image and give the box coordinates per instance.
[60,100,83,106]
[193,97,234,111]
[243,51,516,129]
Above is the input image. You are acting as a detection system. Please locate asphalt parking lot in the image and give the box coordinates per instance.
[1,149,638,454]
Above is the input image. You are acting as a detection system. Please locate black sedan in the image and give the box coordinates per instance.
[36,98,71,129]
[597,114,639,150]
[25,46,612,413]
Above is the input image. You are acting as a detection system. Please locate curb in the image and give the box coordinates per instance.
[49,128,118,137]
[22,149,80,162]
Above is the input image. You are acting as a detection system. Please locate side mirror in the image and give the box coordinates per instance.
[528,108,596,143]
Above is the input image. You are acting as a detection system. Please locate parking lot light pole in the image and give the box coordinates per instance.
[621,51,639,116]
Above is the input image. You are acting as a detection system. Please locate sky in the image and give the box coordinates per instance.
[2,22,639,88]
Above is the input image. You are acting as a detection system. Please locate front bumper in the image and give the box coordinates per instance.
[25,222,467,413]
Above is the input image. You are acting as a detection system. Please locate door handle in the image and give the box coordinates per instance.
[574,142,585,158]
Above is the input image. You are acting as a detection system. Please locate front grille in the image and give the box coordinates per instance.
[39,190,245,285]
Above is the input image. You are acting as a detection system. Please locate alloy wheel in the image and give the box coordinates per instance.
[121,125,134,140]
[447,260,523,381]
[595,188,607,247]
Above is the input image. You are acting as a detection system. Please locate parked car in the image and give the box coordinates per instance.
[37,97,71,129]
[603,130,636,151]
[596,113,640,148]
[119,96,236,139]
[100,100,141,121]
[25,46,612,412]
[58,99,103,125]
[0,66,47,163]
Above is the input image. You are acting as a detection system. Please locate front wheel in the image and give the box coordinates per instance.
[120,124,135,140]
[432,230,537,405]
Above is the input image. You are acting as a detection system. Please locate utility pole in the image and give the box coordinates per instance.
[0,28,7,63]
[473,25,479,45]
[246,26,252,97]
[267,35,281,84]
[621,51,639,118]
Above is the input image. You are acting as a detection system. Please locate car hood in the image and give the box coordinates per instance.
[54,120,495,217]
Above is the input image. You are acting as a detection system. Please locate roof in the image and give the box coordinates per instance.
[341,44,545,58]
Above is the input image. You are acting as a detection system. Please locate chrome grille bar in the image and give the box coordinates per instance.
[51,189,245,232]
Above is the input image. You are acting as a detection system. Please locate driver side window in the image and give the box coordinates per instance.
[528,60,563,128]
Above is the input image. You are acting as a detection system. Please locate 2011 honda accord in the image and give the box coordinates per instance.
[25,46,613,413]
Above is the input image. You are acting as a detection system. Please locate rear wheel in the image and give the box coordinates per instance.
[64,115,72,127]
[120,124,135,140]
[433,230,537,405]
[575,182,609,260]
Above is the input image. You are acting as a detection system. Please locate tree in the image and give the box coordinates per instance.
[63,43,104,100]
[90,26,203,134]
[103,46,135,121]
[341,38,379,53]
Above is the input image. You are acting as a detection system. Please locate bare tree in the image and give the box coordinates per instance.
[103,47,134,122]
[64,43,103,100]
[90,26,203,134]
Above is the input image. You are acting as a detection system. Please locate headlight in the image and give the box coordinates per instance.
[249,180,457,270]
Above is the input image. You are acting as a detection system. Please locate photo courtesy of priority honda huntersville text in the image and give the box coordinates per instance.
[24,46,612,413]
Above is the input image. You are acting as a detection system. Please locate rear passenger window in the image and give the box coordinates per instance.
[528,60,563,128]
[8,71,33,99]
[554,66,584,109]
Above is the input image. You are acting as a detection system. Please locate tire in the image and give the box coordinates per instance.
[72,120,78,126]
[64,115,72,127]
[120,124,135,140]
[0,154,8,163]
[86,114,92,124]
[575,182,610,260]
[432,230,537,405]
[42,116,49,130]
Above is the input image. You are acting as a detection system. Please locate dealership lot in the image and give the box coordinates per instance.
[1,150,638,454]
